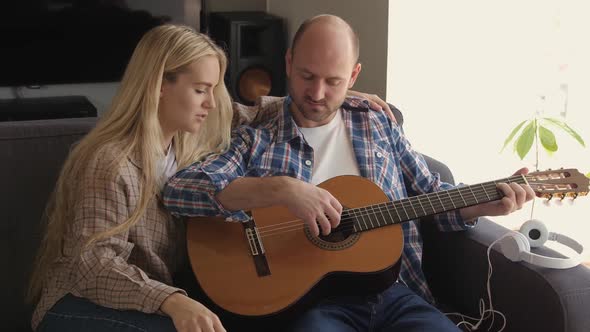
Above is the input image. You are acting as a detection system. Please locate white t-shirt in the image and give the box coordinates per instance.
[299,111,361,185]
[157,143,178,188]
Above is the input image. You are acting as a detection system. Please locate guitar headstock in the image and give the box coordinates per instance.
[527,168,590,200]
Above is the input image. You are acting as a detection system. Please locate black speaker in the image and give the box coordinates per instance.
[208,11,286,105]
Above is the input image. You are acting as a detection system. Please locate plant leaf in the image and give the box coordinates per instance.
[515,121,536,160]
[586,172,590,179]
[501,120,528,152]
[539,125,558,152]
[543,117,586,147]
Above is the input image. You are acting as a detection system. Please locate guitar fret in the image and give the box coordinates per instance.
[373,206,382,227]
[398,201,410,220]
[366,207,377,228]
[392,202,403,223]
[348,209,362,232]
[467,186,479,204]
[375,207,388,227]
[416,196,428,216]
[385,203,396,224]
[408,199,418,219]
[354,211,362,231]
[457,188,467,206]
[350,210,359,232]
[435,191,445,212]
[446,191,457,209]
[425,194,437,214]
[489,181,502,202]
[481,183,491,200]
[360,210,369,230]
[485,183,496,201]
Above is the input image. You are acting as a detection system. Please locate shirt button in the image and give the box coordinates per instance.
[305,160,312,166]
[376,152,383,158]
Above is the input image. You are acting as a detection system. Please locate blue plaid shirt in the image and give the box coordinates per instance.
[163,96,472,303]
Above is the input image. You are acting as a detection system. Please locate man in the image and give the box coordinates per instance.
[163,15,535,331]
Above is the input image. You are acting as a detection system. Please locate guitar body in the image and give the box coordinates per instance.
[185,167,589,320]
[186,175,404,318]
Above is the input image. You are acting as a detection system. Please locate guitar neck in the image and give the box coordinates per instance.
[345,174,528,233]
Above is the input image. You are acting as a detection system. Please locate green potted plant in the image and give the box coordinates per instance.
[501,113,588,220]
[501,116,586,172]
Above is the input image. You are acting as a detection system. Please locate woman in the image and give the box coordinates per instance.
[29,25,232,332]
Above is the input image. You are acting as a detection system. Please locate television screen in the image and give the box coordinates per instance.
[0,1,168,87]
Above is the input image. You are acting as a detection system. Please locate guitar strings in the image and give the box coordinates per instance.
[254,177,552,238]
[257,179,549,237]
[255,175,540,234]
[258,185,550,239]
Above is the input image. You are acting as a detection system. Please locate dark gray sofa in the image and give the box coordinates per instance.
[1,117,97,332]
[1,113,589,332]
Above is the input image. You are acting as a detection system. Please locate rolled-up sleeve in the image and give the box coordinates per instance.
[163,126,256,220]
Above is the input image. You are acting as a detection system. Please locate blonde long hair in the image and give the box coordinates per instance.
[28,25,233,302]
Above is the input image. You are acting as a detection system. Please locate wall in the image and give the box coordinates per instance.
[208,0,265,12]
[267,0,389,98]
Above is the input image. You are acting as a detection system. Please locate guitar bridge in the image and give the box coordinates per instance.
[243,216,271,277]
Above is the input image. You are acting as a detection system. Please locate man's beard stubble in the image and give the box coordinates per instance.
[288,86,342,124]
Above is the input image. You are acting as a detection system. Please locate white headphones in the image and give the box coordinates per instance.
[498,219,584,269]
[447,219,584,331]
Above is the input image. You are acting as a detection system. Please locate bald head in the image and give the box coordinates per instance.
[285,14,363,128]
[291,15,360,65]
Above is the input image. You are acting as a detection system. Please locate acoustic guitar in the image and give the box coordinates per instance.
[185,168,588,319]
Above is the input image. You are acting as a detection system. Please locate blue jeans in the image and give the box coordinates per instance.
[290,283,460,332]
[37,294,176,332]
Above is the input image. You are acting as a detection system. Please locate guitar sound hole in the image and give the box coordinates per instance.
[318,227,354,243]
[305,224,360,250]
[305,209,361,250]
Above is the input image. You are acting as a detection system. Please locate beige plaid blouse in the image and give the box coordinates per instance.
[31,101,271,330]
[31,98,282,329]
[31,145,188,329]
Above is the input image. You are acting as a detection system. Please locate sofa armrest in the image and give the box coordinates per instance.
[0,117,97,332]
[387,103,404,128]
[422,217,590,332]
[421,153,455,186]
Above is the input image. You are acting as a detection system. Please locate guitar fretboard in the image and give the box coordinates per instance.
[343,175,528,233]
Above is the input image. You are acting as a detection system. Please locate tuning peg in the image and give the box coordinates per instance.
[558,193,566,200]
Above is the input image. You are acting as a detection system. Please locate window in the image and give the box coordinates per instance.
[388,0,590,262]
